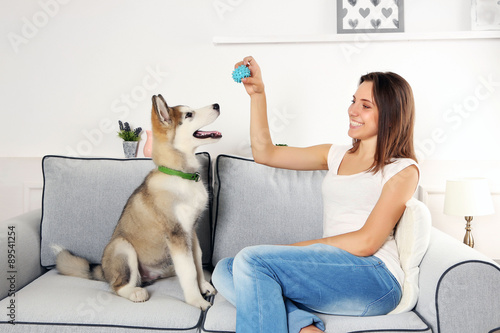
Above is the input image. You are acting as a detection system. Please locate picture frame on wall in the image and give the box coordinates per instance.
[471,0,500,31]
[337,0,404,34]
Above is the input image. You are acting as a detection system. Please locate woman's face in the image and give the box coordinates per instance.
[348,81,379,142]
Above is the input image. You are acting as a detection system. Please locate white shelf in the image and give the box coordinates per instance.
[213,30,500,45]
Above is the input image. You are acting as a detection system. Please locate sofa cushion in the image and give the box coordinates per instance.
[40,153,212,268]
[0,269,206,332]
[211,155,326,265]
[202,294,431,333]
[389,197,432,314]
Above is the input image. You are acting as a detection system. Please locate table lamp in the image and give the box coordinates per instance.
[443,178,495,248]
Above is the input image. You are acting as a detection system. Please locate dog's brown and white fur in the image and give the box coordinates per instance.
[54,95,221,310]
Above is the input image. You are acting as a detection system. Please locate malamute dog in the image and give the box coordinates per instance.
[54,94,221,310]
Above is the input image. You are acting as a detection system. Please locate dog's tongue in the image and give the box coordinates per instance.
[194,130,222,139]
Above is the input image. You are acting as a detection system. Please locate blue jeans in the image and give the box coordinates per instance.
[212,244,402,333]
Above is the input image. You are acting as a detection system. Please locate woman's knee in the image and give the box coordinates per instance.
[212,257,237,305]
[233,245,275,276]
[212,257,233,286]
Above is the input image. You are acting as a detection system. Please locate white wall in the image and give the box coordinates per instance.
[1,0,499,258]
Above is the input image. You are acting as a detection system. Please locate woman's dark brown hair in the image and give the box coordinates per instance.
[350,72,417,173]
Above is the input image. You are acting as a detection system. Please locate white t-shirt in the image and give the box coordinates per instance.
[322,145,419,286]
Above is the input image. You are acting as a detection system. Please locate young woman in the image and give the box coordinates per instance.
[212,56,420,333]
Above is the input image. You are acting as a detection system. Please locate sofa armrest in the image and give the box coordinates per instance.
[0,209,46,300]
[416,228,500,333]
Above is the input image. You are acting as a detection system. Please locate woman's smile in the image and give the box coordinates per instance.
[349,119,364,128]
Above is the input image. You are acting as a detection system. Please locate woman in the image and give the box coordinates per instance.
[212,56,419,333]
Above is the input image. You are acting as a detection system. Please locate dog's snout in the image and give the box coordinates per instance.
[213,103,220,111]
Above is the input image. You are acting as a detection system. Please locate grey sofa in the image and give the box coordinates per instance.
[1,153,499,333]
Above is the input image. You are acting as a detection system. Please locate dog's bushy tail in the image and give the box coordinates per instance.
[51,245,105,282]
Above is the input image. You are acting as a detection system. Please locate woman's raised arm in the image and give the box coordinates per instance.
[238,56,331,171]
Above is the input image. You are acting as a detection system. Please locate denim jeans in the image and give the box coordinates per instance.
[212,244,402,333]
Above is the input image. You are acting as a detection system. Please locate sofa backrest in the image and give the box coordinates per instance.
[211,155,327,266]
[40,153,213,268]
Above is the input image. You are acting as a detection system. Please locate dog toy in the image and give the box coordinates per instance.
[232,65,251,83]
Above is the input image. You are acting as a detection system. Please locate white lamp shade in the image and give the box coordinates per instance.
[444,178,495,217]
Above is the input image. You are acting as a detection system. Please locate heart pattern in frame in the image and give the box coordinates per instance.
[371,18,381,28]
[382,7,393,18]
[359,7,370,18]
[349,19,359,28]
[338,0,404,33]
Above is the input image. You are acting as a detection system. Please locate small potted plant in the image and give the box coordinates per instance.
[118,120,142,158]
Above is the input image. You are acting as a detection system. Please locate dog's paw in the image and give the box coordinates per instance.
[187,297,212,311]
[199,280,216,296]
[129,287,149,302]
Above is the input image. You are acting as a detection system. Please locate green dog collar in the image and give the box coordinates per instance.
[158,166,200,182]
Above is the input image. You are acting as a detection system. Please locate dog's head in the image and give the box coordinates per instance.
[151,95,222,153]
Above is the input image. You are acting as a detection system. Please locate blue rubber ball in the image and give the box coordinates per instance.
[232,65,251,83]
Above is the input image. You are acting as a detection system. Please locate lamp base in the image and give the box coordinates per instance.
[463,216,474,248]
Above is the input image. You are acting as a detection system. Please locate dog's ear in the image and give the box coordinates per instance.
[152,94,172,124]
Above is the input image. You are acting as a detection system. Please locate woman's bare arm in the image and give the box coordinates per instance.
[238,56,331,171]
